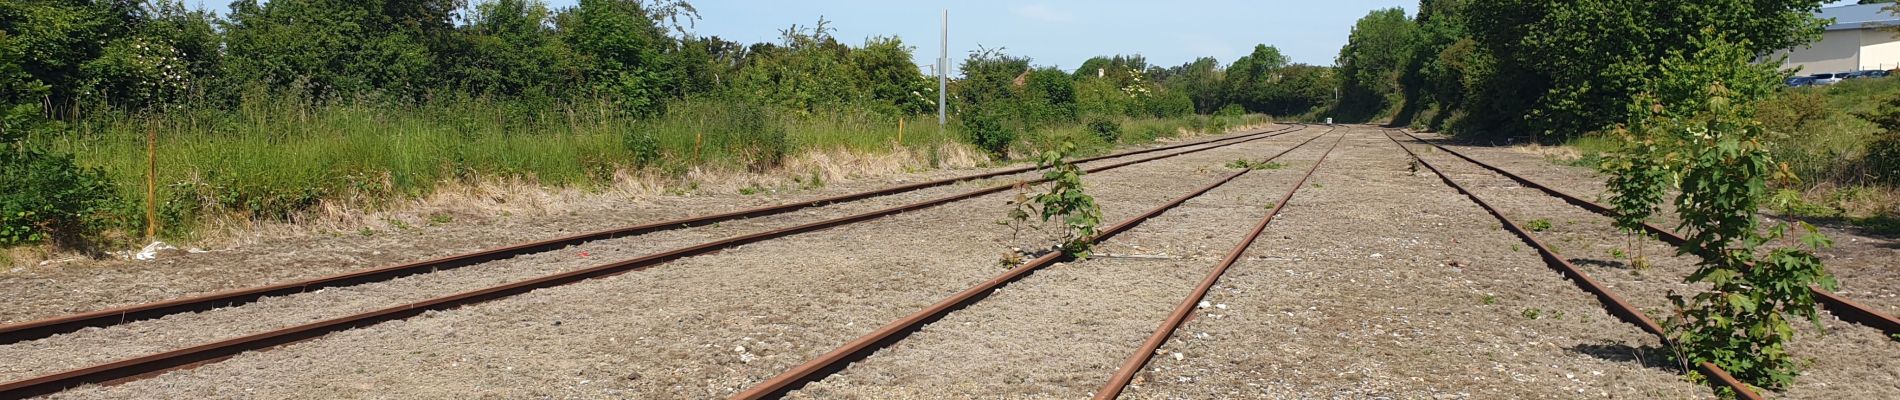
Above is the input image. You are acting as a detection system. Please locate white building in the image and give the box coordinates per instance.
[1773,4,1900,74]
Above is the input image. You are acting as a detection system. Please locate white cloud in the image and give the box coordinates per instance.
[1012,4,1075,24]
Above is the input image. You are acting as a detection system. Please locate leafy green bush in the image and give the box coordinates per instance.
[721,102,789,171]
[961,112,1014,159]
[0,145,117,246]
[1005,142,1100,258]
[622,129,662,168]
[1085,118,1121,143]
[1215,104,1246,118]
[1867,133,1900,184]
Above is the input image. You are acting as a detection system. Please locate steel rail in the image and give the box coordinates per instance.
[729,127,1341,400]
[1383,130,1763,400]
[1093,127,1348,399]
[1395,130,1899,336]
[0,126,1321,400]
[0,124,1303,345]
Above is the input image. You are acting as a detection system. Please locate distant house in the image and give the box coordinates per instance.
[1772,4,1900,74]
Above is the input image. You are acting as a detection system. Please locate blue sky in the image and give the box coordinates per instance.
[188,0,1416,72]
[189,1,1872,74]
[673,0,1414,72]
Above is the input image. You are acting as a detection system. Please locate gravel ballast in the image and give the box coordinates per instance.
[42,128,1328,399]
[1408,139,1900,399]
[17,126,1888,399]
[1126,128,1707,398]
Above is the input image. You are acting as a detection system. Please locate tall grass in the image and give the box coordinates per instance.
[33,95,1260,241]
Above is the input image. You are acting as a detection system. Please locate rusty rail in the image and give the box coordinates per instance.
[0,126,1321,400]
[0,124,1303,346]
[1093,127,1348,399]
[729,127,1341,399]
[1395,130,1899,337]
[1383,130,1763,400]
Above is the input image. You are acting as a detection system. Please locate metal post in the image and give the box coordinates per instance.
[938,9,948,126]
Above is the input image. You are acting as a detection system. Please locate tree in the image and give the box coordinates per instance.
[1224,45,1290,113]
[562,0,675,115]
[0,0,142,118]
[1334,7,1416,123]
[849,36,932,114]
[452,0,571,97]
[223,0,451,98]
[1165,57,1225,114]
[1457,0,1828,141]
[954,47,1030,157]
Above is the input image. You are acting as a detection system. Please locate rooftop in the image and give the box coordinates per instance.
[1821,3,1900,31]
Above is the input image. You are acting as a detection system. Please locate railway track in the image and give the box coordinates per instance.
[1393,130,1900,337]
[1092,125,1346,399]
[0,125,1319,399]
[731,127,1346,399]
[1382,129,1764,399]
[0,124,1303,345]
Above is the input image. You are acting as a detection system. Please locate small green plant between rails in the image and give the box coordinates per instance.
[1226,158,1286,170]
[1003,141,1102,260]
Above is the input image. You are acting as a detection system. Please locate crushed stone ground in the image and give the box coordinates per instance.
[16,126,1894,399]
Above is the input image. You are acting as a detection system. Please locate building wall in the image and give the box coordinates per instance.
[1862,29,1900,71]
[1777,29,1861,74]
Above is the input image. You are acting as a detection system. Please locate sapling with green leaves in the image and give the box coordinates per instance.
[1600,115,1672,270]
[1600,34,1837,395]
[1003,142,1102,259]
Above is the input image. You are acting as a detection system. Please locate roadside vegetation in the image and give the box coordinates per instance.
[1335,0,1887,395]
[0,0,1318,254]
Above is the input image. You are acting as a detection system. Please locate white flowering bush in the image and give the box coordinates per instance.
[80,37,193,109]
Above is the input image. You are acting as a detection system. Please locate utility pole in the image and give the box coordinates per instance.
[939,9,949,126]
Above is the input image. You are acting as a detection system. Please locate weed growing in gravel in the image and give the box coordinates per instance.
[1601,49,1838,392]
[1521,308,1565,320]
[1225,159,1286,170]
[739,184,766,195]
[427,213,454,226]
[1610,248,1627,259]
[1004,142,1102,258]
[1525,218,1553,232]
[1481,295,1498,305]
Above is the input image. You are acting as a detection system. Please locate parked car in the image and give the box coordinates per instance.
[1787,76,1817,87]
[1810,73,1844,85]
[1844,70,1891,79]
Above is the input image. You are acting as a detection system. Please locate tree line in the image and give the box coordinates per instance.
[1,0,1345,137]
[1332,0,1834,142]
[1,0,1346,249]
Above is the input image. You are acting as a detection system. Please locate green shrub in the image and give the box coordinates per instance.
[1867,133,1900,184]
[0,145,117,246]
[1216,104,1246,117]
[961,112,1014,159]
[623,130,662,168]
[1085,118,1122,143]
